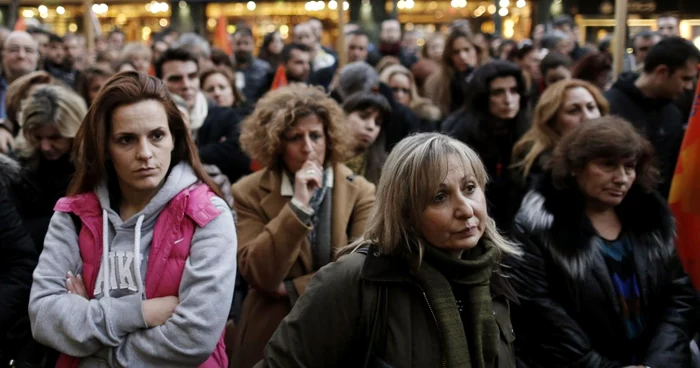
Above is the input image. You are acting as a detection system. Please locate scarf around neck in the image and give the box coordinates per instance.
[285,168,331,267]
[414,241,499,368]
[189,92,209,135]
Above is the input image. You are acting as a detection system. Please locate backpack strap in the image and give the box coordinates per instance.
[357,245,389,368]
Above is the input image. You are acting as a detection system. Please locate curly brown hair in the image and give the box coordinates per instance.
[549,116,660,192]
[239,84,352,169]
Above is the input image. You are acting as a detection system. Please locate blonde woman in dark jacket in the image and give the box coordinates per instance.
[256,133,521,368]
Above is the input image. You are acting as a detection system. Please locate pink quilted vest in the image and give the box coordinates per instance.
[52,184,228,368]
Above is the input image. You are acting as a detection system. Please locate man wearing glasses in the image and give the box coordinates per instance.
[0,31,39,154]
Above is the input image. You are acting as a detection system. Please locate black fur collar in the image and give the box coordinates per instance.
[516,174,675,280]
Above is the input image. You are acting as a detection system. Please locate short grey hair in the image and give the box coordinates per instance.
[540,30,569,50]
[337,61,379,99]
[174,32,211,58]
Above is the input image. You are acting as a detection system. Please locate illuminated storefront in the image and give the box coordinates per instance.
[574,0,700,48]
[205,0,534,50]
[11,1,171,41]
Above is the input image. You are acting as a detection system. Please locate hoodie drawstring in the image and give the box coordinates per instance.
[133,214,145,296]
[101,211,146,298]
[101,209,110,297]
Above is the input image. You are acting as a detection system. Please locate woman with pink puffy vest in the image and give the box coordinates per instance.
[28,71,237,367]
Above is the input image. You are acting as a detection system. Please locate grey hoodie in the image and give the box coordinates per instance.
[29,162,237,367]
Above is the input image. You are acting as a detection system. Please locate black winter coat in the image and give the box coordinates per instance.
[506,175,698,368]
[605,73,685,198]
[0,156,38,363]
[197,105,251,184]
[19,154,75,251]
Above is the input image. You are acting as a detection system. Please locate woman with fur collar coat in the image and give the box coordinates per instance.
[506,117,698,368]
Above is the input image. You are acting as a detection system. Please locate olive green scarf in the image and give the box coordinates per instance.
[414,241,499,368]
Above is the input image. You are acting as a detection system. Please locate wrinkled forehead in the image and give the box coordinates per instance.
[6,33,38,48]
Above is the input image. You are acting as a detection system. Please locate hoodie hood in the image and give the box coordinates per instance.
[96,161,198,228]
[611,72,675,107]
[92,161,199,299]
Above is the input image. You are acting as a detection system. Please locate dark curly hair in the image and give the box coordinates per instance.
[549,116,660,192]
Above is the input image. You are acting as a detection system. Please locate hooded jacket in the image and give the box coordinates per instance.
[506,174,697,367]
[604,73,684,198]
[29,162,237,367]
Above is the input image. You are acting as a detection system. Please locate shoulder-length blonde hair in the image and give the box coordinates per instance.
[239,84,352,169]
[19,85,87,158]
[343,133,521,264]
[511,79,610,179]
[6,71,59,129]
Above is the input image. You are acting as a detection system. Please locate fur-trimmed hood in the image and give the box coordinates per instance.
[514,173,676,282]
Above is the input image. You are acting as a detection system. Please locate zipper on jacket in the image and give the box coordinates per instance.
[421,290,448,368]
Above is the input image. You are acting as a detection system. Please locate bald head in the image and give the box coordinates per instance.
[308,19,323,41]
[3,31,39,83]
[293,23,315,48]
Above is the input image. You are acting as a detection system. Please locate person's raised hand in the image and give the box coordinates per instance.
[293,160,323,206]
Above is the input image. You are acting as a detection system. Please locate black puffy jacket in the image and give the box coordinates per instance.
[506,175,698,367]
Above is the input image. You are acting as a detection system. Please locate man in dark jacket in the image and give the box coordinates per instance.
[156,48,251,183]
[43,33,79,89]
[310,30,370,91]
[233,26,273,103]
[605,37,699,198]
[367,19,418,69]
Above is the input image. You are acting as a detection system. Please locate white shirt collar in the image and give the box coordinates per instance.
[281,166,334,197]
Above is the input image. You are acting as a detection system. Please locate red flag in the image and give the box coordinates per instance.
[213,16,232,56]
[13,17,25,31]
[270,65,288,90]
[669,64,700,289]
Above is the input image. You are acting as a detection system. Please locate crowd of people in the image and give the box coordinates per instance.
[0,11,699,368]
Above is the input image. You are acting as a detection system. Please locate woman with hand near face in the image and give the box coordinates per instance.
[256,133,521,368]
[231,84,376,368]
[507,117,697,368]
[512,79,608,193]
[28,72,237,367]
